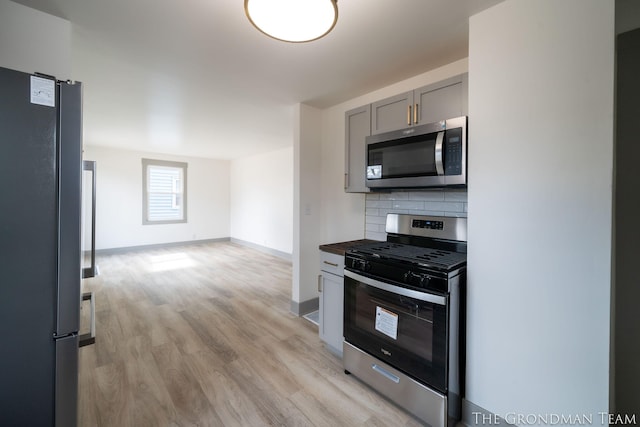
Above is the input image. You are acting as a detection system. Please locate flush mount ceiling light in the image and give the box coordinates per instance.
[244,0,338,43]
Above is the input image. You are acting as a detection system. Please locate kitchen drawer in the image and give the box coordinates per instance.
[320,251,344,277]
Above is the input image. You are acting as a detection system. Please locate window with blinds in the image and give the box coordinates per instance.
[142,159,187,224]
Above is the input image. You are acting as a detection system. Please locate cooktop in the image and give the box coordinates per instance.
[348,241,466,272]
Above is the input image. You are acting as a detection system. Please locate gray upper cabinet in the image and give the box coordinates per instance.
[370,91,413,135]
[415,73,468,125]
[344,104,370,193]
[371,73,468,135]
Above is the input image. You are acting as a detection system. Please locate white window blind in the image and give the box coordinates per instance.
[142,159,187,224]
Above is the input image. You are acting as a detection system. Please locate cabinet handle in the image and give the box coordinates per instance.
[323,261,339,267]
[318,275,322,292]
[414,103,419,124]
[344,173,348,189]
[407,105,412,126]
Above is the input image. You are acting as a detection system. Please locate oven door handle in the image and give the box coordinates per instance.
[344,269,447,306]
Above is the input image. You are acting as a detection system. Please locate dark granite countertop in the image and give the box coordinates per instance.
[319,239,378,256]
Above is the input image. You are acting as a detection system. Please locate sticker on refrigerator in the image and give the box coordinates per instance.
[375,306,398,340]
[30,76,55,107]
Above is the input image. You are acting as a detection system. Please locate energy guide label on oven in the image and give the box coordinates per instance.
[375,306,398,340]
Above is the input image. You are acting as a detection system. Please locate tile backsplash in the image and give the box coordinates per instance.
[365,190,468,240]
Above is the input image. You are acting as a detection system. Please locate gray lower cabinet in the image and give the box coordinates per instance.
[344,104,370,193]
[319,251,344,356]
[371,73,468,135]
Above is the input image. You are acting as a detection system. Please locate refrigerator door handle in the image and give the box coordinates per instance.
[82,160,97,279]
[79,292,95,347]
[56,80,82,336]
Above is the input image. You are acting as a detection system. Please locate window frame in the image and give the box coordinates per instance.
[142,158,188,225]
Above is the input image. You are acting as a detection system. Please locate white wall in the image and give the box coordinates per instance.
[0,0,71,78]
[230,147,293,255]
[293,104,323,309]
[84,146,230,250]
[319,59,469,245]
[467,0,614,421]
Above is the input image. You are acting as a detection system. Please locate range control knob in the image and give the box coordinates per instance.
[403,271,415,283]
[357,260,371,272]
[403,271,430,288]
[351,259,364,271]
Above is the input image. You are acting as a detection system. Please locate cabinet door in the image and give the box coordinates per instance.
[415,73,468,125]
[344,105,370,193]
[319,271,344,355]
[371,91,413,135]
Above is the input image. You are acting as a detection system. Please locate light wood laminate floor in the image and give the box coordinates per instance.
[79,242,424,426]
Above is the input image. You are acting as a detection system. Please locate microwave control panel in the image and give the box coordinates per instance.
[444,127,463,176]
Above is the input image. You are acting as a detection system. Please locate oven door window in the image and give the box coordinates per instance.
[367,133,438,179]
[344,275,448,393]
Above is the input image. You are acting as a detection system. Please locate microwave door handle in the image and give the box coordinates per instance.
[435,131,445,176]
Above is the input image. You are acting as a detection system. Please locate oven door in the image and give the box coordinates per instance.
[344,269,448,393]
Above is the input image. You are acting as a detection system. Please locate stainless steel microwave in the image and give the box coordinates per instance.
[366,116,467,189]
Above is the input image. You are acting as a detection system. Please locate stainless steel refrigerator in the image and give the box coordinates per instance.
[0,66,83,426]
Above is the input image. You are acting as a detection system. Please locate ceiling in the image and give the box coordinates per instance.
[12,0,503,159]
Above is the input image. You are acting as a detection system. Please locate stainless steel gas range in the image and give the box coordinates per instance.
[343,214,467,427]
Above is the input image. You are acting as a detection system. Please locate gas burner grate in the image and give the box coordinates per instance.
[350,242,466,271]
[368,243,404,251]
